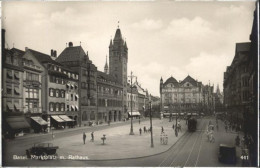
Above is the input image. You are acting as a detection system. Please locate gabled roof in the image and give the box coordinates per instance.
[180,75,198,86]
[164,76,179,87]
[28,49,61,66]
[10,48,25,57]
[97,71,117,83]
[56,46,87,63]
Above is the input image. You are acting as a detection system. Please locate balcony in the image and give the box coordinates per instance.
[23,62,41,70]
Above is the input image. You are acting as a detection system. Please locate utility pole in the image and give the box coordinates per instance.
[128,71,136,135]
[149,94,154,148]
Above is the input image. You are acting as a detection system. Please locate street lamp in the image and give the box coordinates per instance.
[149,94,154,148]
[128,71,136,135]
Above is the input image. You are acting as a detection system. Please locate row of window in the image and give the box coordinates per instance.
[6,87,20,95]
[49,88,65,98]
[49,103,79,112]
[98,86,122,96]
[98,99,122,107]
[25,72,39,82]
[5,55,19,66]
[127,94,137,100]
[49,64,79,80]
[6,70,20,80]
[66,93,78,101]
[81,82,95,90]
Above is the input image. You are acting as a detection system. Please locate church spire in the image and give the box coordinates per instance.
[104,55,109,74]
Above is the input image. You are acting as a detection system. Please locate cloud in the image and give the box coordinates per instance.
[185,52,233,91]
[164,17,213,39]
[131,19,163,30]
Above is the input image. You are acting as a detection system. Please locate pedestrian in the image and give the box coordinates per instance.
[210,131,215,143]
[172,124,175,130]
[139,128,142,135]
[143,126,146,133]
[83,132,86,144]
[91,132,94,142]
[161,126,164,134]
[206,130,210,141]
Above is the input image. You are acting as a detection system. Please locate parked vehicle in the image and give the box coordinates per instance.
[26,143,59,160]
[218,144,236,164]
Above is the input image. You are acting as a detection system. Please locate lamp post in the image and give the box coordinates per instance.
[149,94,154,148]
[128,71,136,135]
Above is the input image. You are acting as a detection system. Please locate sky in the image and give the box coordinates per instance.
[2,1,256,96]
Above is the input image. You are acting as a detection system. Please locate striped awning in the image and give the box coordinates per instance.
[31,117,48,125]
[128,112,140,116]
[51,115,66,122]
[59,115,74,122]
[6,116,30,130]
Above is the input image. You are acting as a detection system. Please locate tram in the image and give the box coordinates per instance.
[188,118,197,132]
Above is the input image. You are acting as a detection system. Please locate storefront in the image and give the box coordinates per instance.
[128,111,140,119]
[30,116,48,133]
[59,115,75,128]
[5,116,30,138]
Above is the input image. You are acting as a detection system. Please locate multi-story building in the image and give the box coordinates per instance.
[223,42,251,125]
[2,44,30,137]
[132,80,147,117]
[56,42,97,126]
[26,48,78,129]
[127,83,139,118]
[97,71,123,123]
[160,75,214,115]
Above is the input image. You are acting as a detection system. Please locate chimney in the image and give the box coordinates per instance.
[54,50,57,57]
[69,42,73,47]
[2,29,5,52]
[51,49,54,56]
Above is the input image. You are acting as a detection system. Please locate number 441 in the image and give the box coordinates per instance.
[240,155,249,160]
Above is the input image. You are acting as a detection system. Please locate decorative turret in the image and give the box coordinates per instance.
[160,77,163,94]
[104,55,109,74]
[109,39,113,48]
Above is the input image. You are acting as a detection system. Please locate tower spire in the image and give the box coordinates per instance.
[104,55,109,74]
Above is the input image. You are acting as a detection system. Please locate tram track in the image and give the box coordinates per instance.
[158,119,207,167]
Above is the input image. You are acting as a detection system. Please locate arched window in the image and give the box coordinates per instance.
[49,102,54,112]
[56,103,60,111]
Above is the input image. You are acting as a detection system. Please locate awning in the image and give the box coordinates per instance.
[128,112,140,116]
[75,95,79,98]
[71,105,75,110]
[14,88,20,95]
[75,106,78,111]
[31,117,48,125]
[66,83,70,88]
[51,115,66,122]
[59,115,74,122]
[6,116,30,130]
[70,84,74,88]
[14,103,19,110]
[7,102,13,110]
[14,73,20,79]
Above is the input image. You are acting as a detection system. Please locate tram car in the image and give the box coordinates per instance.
[188,118,197,132]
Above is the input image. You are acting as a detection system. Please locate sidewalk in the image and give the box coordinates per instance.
[45,118,187,160]
[15,119,142,140]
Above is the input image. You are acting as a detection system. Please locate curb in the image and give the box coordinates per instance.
[63,130,188,161]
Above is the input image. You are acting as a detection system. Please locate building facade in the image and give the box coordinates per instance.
[160,75,214,115]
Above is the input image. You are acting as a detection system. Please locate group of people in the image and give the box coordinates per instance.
[206,121,215,143]
[83,132,95,144]
[139,126,151,135]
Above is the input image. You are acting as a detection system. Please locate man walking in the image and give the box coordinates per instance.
[161,126,164,134]
[139,128,142,135]
[91,132,94,142]
[83,132,86,144]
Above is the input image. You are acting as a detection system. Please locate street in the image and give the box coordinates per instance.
[3,117,244,167]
